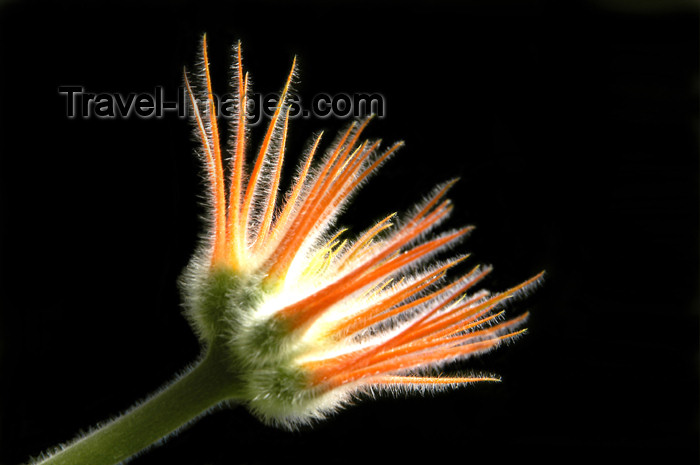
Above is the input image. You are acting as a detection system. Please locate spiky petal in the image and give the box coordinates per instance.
[182,36,542,427]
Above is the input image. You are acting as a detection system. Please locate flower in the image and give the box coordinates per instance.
[181,35,542,428]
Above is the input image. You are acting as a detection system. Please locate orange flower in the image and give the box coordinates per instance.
[181,35,542,427]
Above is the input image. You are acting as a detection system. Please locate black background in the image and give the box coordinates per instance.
[1,0,697,464]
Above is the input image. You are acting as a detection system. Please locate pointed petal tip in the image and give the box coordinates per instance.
[525,271,546,289]
[459,225,476,236]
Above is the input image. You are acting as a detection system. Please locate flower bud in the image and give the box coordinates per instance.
[179,36,542,428]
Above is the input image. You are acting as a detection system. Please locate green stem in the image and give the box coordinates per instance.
[34,346,240,465]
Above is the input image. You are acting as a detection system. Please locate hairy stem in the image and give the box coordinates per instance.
[33,346,241,465]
